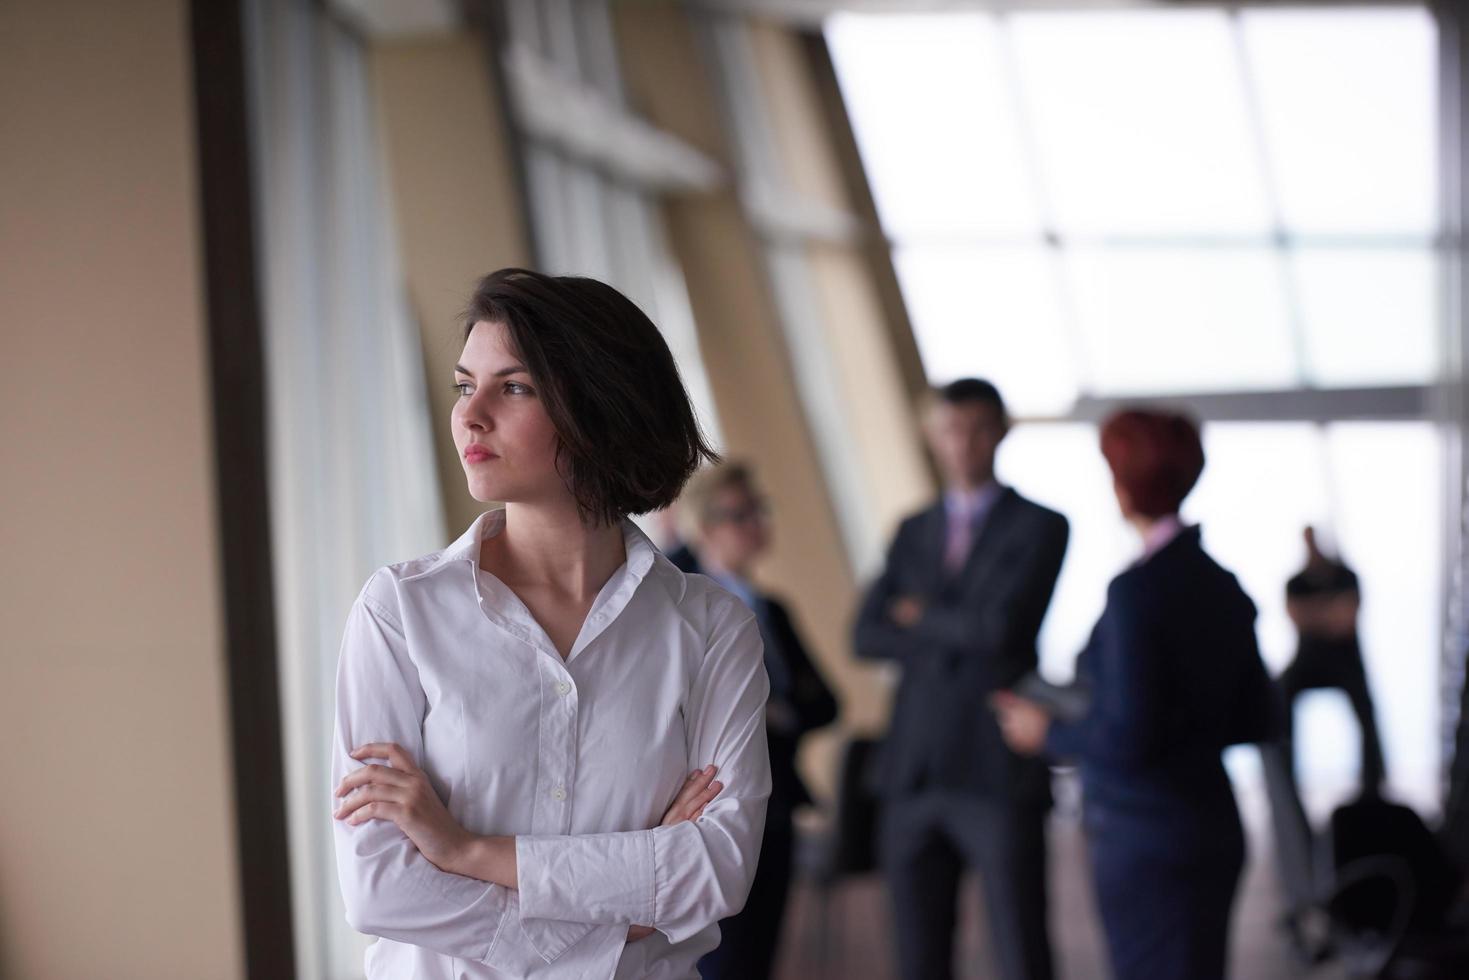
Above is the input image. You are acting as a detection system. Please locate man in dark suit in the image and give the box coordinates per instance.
[854,378,1068,980]
[670,463,839,980]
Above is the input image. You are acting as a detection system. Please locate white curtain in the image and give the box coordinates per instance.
[245,1,446,976]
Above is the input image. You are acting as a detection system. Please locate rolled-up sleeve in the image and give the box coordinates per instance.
[332,571,613,967]
[515,604,772,946]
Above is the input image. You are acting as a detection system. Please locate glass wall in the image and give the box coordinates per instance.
[828,5,1443,815]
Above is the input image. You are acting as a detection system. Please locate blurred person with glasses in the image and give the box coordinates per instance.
[671,462,839,980]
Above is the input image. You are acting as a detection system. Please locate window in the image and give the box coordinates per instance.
[828,6,1439,411]
[830,6,1443,811]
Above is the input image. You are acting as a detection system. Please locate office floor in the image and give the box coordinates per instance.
[772,815,1348,980]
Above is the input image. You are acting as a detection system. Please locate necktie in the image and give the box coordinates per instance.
[944,504,975,575]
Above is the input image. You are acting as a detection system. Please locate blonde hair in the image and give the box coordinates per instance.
[677,461,757,544]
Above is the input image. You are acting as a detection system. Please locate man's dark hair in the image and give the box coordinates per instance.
[938,377,1008,422]
[462,268,720,526]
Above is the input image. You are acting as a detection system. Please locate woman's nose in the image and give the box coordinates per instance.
[461,394,494,430]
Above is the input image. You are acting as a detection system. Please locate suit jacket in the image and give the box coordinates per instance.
[665,543,838,811]
[1047,526,1282,852]
[755,595,839,810]
[854,487,1069,804]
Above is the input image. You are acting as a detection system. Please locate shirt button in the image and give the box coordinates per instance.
[552,786,567,801]
[555,681,571,696]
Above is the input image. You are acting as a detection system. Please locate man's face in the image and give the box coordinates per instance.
[925,399,1007,489]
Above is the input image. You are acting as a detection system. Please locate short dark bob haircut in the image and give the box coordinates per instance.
[1099,408,1204,518]
[462,268,719,526]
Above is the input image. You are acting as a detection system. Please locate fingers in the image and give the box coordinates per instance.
[334,763,411,798]
[345,800,400,826]
[350,742,417,772]
[673,766,716,809]
[334,758,415,825]
[660,766,720,826]
[667,767,725,824]
[687,780,724,816]
[334,783,405,823]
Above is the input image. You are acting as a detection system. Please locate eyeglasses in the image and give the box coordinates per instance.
[708,500,770,527]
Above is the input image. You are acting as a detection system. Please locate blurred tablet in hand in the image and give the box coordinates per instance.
[1013,671,1090,724]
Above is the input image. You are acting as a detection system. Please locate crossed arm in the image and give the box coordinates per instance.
[330,581,770,968]
[334,744,725,942]
[854,513,1069,683]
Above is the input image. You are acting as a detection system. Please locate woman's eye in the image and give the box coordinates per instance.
[505,381,533,396]
[452,382,472,397]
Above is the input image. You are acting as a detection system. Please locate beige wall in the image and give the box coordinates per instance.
[370,35,535,537]
[745,21,935,562]
[612,3,876,798]
[0,2,244,978]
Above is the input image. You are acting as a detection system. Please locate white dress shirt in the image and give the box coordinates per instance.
[331,508,772,979]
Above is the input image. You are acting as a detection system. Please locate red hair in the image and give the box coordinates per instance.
[1099,410,1204,518]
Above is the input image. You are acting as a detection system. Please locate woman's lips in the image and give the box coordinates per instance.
[464,447,497,463]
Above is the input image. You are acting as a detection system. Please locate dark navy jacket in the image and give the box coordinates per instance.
[1047,526,1281,855]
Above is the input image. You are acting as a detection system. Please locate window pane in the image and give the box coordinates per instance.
[1293,248,1438,386]
[1185,423,1342,817]
[998,423,1131,679]
[1186,424,1333,674]
[1241,8,1436,235]
[1009,10,1269,236]
[894,244,1079,416]
[1003,421,1442,814]
[826,13,1041,240]
[1067,247,1297,394]
[1325,422,1442,812]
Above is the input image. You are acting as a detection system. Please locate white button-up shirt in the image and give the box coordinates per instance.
[332,508,772,979]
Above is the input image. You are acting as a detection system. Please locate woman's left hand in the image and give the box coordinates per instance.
[990,691,1051,756]
[334,741,475,873]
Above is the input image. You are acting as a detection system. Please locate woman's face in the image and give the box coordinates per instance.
[452,320,566,505]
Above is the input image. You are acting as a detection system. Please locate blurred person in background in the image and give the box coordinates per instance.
[329,269,771,979]
[994,408,1279,980]
[674,462,839,980]
[854,378,1069,980]
[1281,525,1386,797]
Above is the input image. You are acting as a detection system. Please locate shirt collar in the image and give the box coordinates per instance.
[403,507,659,584]
[1140,514,1188,561]
[707,569,759,612]
[945,481,1003,521]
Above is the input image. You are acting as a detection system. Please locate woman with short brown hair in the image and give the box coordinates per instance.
[330,268,772,979]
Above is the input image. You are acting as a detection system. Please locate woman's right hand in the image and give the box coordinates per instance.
[627,765,723,942]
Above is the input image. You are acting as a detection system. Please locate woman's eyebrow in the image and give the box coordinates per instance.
[454,362,529,377]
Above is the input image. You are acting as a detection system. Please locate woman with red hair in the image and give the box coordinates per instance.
[994,409,1279,980]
